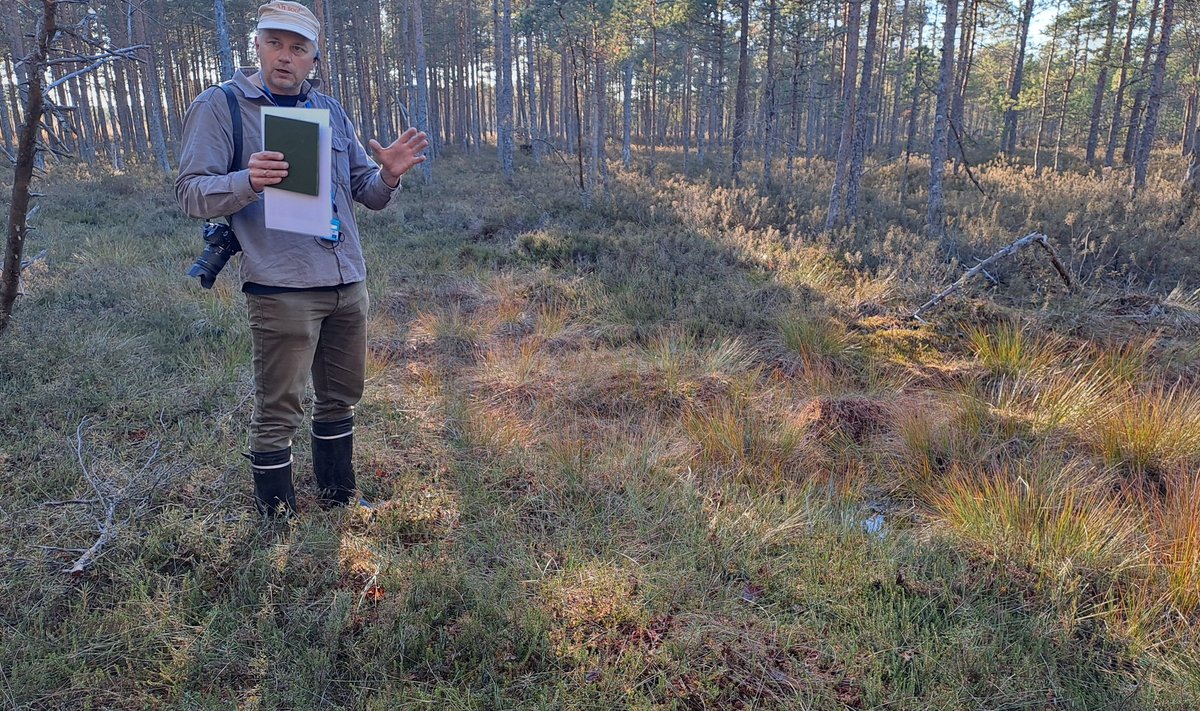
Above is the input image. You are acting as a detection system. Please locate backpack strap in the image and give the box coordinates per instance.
[217,82,242,173]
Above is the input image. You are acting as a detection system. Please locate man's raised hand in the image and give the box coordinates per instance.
[369,127,430,188]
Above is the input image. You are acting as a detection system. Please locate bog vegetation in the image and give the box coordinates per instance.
[2,145,1200,708]
[3,0,1200,707]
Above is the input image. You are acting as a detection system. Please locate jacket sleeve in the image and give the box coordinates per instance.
[174,88,261,220]
[343,113,399,211]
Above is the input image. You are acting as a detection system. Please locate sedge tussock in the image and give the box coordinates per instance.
[780,314,859,364]
[411,306,485,357]
[987,361,1122,435]
[474,340,550,406]
[534,302,571,340]
[1098,383,1200,475]
[681,395,808,480]
[930,462,1141,575]
[1154,471,1200,618]
[1093,335,1157,386]
[454,398,537,456]
[965,320,1061,379]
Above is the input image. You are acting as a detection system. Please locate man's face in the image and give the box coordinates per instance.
[255,29,316,96]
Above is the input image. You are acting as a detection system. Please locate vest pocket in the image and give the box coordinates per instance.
[332,134,353,188]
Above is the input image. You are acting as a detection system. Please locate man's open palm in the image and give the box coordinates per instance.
[369,127,429,187]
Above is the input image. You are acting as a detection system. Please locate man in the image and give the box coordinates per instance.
[176,0,428,516]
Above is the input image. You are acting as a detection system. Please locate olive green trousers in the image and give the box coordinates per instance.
[245,281,368,452]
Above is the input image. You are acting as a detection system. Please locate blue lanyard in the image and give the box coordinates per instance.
[261,81,342,245]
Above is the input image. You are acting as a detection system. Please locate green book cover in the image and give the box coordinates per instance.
[263,114,320,196]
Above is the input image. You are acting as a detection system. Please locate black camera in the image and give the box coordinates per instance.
[187,222,242,289]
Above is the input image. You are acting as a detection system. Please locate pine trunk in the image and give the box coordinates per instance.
[1132,0,1174,193]
[1104,0,1138,166]
[730,0,750,181]
[1002,0,1034,155]
[2,0,54,338]
[410,0,432,182]
[826,0,862,228]
[1124,0,1161,165]
[926,0,958,243]
[761,0,779,186]
[1086,0,1119,166]
[846,0,880,222]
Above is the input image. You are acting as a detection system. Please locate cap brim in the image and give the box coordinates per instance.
[257,20,318,42]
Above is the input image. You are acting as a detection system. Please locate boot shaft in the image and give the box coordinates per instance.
[249,447,296,517]
[312,416,356,506]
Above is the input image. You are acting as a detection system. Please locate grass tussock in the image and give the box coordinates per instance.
[1098,382,1200,475]
[965,319,1062,379]
[1155,471,1200,618]
[930,460,1141,574]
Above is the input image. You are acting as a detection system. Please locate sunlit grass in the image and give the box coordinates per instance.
[7,153,1200,707]
[780,313,859,363]
[986,361,1121,435]
[681,395,807,479]
[1098,383,1200,474]
[1155,471,1200,618]
[965,320,1060,379]
[930,460,1141,574]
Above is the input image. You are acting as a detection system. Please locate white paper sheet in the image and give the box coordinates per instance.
[261,107,332,237]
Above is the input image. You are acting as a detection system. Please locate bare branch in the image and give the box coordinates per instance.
[912,233,1073,322]
[46,46,146,92]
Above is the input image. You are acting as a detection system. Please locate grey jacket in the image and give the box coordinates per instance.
[175,68,398,288]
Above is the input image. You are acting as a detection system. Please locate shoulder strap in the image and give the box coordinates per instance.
[217,83,242,172]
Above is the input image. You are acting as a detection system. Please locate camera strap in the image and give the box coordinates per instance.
[217,83,243,175]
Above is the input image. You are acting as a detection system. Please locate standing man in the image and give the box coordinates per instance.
[176,0,428,516]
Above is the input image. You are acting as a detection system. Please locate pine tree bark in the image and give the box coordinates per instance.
[622,58,633,168]
[761,0,779,187]
[886,0,911,157]
[1033,5,1062,174]
[846,0,880,222]
[410,0,432,183]
[496,0,514,178]
[3,0,53,338]
[1124,0,1160,164]
[733,0,751,183]
[1054,21,1082,173]
[1002,0,1034,155]
[826,0,862,228]
[1086,0,1119,166]
[1104,0,1138,167]
[1184,123,1200,202]
[135,0,171,171]
[1132,0,1174,194]
[213,0,233,78]
[525,27,540,162]
[950,0,977,165]
[1184,53,1200,156]
[786,44,801,179]
[926,0,958,243]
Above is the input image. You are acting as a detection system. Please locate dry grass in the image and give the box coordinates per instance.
[1098,382,1200,475]
[1155,471,1200,618]
[929,459,1142,574]
[965,319,1061,379]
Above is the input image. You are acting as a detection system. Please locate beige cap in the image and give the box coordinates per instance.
[257,1,320,42]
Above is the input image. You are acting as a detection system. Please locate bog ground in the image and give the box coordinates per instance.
[2,150,1200,709]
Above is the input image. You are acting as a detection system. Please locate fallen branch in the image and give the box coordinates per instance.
[58,416,181,575]
[912,232,1072,323]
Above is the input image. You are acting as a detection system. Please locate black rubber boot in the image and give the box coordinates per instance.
[312,416,370,508]
[249,447,296,518]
